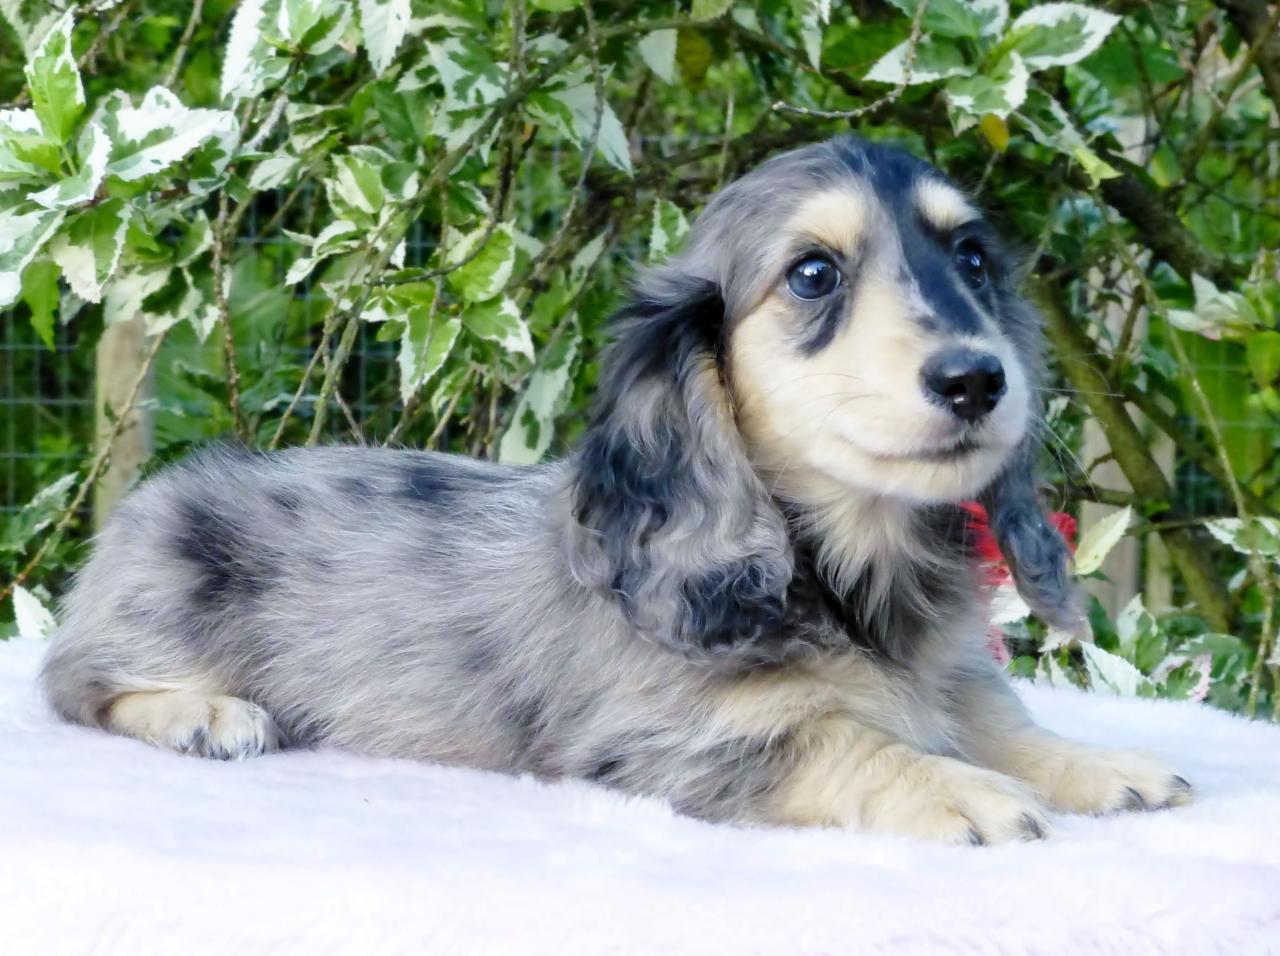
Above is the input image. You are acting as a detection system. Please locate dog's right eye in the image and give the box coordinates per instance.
[786,255,840,300]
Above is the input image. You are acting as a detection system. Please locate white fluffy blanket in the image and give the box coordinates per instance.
[2,637,1279,955]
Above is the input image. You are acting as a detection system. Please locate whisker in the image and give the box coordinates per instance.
[765,392,879,497]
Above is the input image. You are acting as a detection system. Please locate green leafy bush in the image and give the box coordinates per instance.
[1,0,1277,715]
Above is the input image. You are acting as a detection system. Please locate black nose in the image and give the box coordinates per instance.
[922,349,1006,423]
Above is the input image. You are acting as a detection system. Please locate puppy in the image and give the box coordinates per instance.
[42,136,1190,843]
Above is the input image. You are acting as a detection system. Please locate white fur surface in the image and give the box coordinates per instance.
[2,636,1278,955]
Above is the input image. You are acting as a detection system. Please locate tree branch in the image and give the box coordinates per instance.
[1213,0,1280,114]
[1036,277,1234,632]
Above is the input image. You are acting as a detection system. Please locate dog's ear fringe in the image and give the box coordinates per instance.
[567,270,797,668]
[981,437,1087,635]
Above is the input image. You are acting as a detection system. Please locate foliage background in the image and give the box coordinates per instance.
[1,0,1278,715]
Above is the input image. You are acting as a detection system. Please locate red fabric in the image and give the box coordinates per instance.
[962,503,1077,664]
[961,503,1077,584]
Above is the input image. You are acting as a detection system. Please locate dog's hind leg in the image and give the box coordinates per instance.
[105,689,280,760]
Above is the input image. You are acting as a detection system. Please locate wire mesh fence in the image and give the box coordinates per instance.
[0,316,94,517]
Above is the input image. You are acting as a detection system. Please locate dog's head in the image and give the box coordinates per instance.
[570,137,1080,663]
[705,139,1036,502]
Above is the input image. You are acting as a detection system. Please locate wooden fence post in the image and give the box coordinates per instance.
[94,318,154,529]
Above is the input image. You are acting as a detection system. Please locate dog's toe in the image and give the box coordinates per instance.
[107,690,279,760]
[1028,745,1192,815]
[862,756,1051,846]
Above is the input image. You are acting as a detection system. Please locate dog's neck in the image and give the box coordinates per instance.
[774,475,977,661]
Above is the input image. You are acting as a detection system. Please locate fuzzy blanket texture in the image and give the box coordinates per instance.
[2,637,1279,956]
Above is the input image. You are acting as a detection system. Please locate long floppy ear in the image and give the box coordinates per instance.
[981,432,1088,636]
[567,269,794,666]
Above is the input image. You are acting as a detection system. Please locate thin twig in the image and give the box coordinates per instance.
[333,386,365,444]
[426,372,472,448]
[306,313,360,446]
[717,31,737,190]
[245,83,292,152]
[212,191,249,443]
[1106,280,1147,376]
[163,0,203,88]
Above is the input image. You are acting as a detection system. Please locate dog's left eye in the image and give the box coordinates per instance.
[787,255,841,300]
[954,239,988,290]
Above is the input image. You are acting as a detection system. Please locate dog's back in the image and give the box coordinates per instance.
[42,445,576,760]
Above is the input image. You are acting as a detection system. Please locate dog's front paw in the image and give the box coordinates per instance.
[864,755,1051,846]
[108,690,280,760]
[1026,743,1192,815]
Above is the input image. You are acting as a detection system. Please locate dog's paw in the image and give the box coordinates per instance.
[865,755,1051,846]
[107,690,279,760]
[1026,743,1192,815]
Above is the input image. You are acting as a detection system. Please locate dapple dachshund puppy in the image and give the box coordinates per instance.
[42,137,1191,844]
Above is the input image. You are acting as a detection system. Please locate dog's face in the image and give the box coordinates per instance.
[679,140,1037,504]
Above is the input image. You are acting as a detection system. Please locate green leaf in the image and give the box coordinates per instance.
[1034,653,1077,690]
[372,82,421,145]
[24,11,84,144]
[648,198,689,263]
[222,0,281,100]
[1115,595,1164,672]
[1203,517,1280,559]
[1074,506,1132,575]
[1006,2,1120,71]
[462,295,534,359]
[0,204,64,308]
[793,0,831,70]
[885,0,1007,39]
[691,0,733,20]
[0,472,75,554]
[530,0,582,10]
[527,71,632,174]
[49,197,132,303]
[0,108,59,180]
[398,307,461,401]
[498,323,580,464]
[1180,633,1248,661]
[638,30,678,84]
[421,36,508,111]
[327,151,386,219]
[1246,331,1280,387]
[865,38,970,85]
[1081,643,1154,697]
[946,52,1027,118]
[102,87,240,186]
[29,120,108,209]
[1165,274,1261,340]
[12,585,57,640]
[358,0,411,74]
[447,222,516,302]
[99,264,166,329]
[21,257,59,348]
[284,219,362,284]
[277,0,351,54]
[676,28,713,85]
[247,153,302,191]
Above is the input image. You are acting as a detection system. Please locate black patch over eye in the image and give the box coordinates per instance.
[954,238,989,290]
[786,255,841,300]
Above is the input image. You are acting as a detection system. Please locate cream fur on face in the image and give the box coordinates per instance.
[730,187,1030,504]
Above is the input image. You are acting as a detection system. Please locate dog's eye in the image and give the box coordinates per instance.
[954,239,988,290]
[787,255,841,300]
